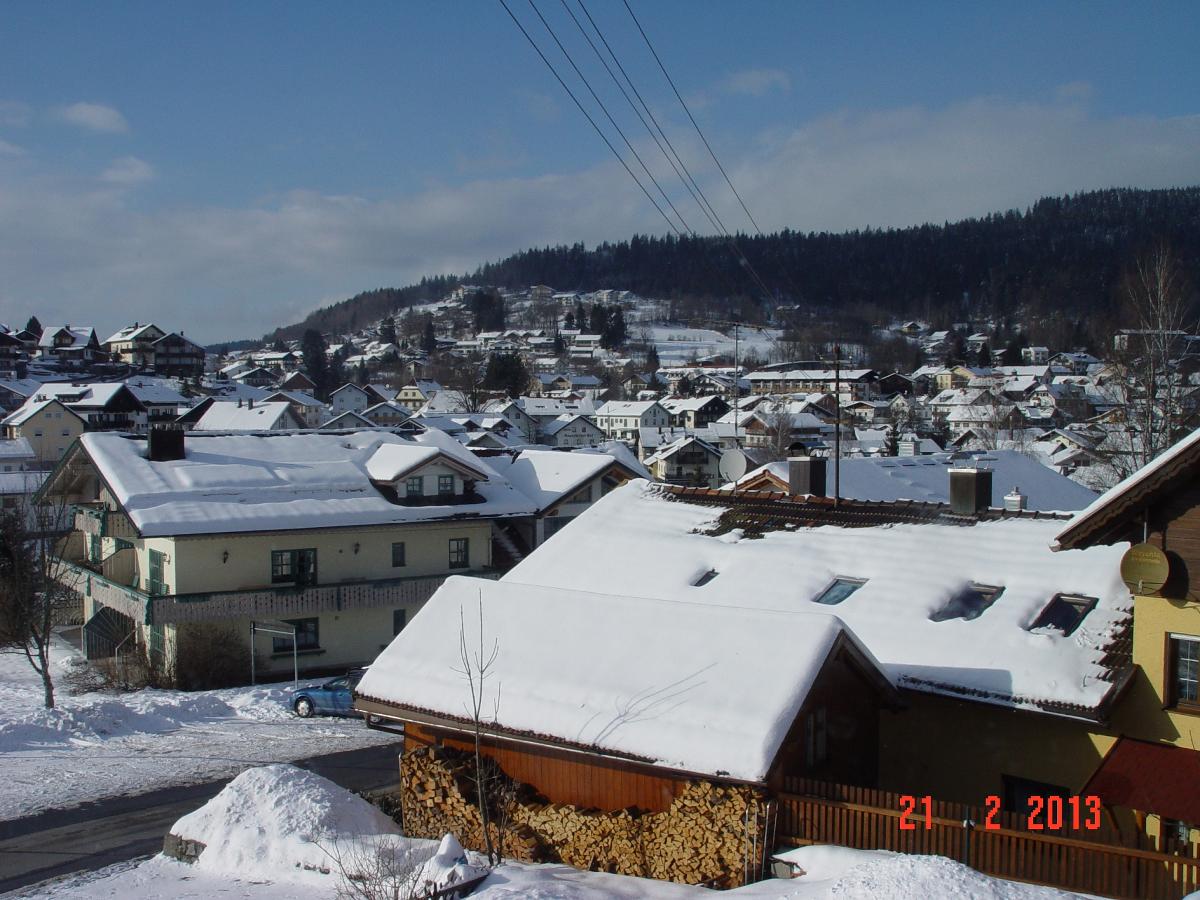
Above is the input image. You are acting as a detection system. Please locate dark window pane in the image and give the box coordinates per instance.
[393,608,407,635]
[438,475,454,496]
[1176,638,1199,703]
[391,542,406,567]
[1030,594,1098,636]
[449,538,469,569]
[814,578,865,605]
[931,584,1003,622]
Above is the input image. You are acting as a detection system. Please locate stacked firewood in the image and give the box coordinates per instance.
[399,747,763,887]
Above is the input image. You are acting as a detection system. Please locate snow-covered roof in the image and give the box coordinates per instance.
[499,481,1132,718]
[320,410,375,429]
[0,378,44,399]
[38,325,96,349]
[104,323,162,344]
[595,400,662,416]
[736,451,1096,512]
[357,575,877,781]
[28,382,134,409]
[542,413,601,436]
[659,395,724,414]
[264,390,323,407]
[515,397,596,417]
[74,429,536,537]
[124,378,188,406]
[193,401,295,431]
[0,436,34,459]
[2,398,83,427]
[645,434,720,466]
[485,447,635,511]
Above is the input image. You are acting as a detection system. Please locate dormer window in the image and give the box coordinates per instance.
[931,583,1004,622]
[438,474,454,496]
[813,577,866,605]
[406,475,424,497]
[1030,594,1098,636]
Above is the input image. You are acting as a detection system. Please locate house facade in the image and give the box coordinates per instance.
[1,399,86,466]
[594,400,670,445]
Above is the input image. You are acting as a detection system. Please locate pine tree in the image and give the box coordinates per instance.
[301,329,330,399]
[422,319,437,353]
[380,316,397,345]
[24,316,41,337]
[645,344,660,374]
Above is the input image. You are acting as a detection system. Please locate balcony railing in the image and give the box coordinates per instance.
[54,559,500,626]
[72,504,137,540]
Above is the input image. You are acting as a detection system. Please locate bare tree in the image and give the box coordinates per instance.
[1102,246,1197,484]
[762,405,796,461]
[319,832,437,900]
[0,491,75,709]
[453,599,502,865]
[433,352,491,413]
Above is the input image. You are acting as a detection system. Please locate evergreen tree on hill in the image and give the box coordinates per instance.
[301,329,330,400]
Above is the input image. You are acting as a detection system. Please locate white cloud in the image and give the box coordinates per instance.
[0,95,1198,342]
[56,102,129,133]
[101,156,154,185]
[721,68,791,98]
[0,100,31,127]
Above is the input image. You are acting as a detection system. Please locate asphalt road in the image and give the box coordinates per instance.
[0,738,403,895]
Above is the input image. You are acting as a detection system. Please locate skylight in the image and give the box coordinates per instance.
[1029,594,1098,636]
[813,577,866,605]
[930,583,1004,622]
[692,569,719,587]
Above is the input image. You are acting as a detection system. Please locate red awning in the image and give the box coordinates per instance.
[1083,737,1200,823]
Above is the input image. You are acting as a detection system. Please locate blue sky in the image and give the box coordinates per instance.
[0,1,1197,342]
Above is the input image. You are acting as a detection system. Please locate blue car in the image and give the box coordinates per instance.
[291,669,365,718]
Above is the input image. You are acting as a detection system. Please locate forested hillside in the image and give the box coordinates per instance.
[269,187,1200,342]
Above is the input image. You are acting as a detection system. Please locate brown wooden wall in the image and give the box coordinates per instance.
[405,722,689,813]
[1151,480,1200,601]
[769,644,882,790]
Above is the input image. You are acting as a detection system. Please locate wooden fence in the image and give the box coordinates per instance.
[777,778,1200,899]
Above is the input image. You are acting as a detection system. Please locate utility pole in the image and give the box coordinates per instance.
[834,343,841,506]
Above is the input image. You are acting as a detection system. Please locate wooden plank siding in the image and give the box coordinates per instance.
[778,777,1200,899]
[405,722,688,813]
[1150,481,1200,601]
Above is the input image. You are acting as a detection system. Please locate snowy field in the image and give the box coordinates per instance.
[0,637,395,820]
[16,764,1085,900]
[644,324,783,364]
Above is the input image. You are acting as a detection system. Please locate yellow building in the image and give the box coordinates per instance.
[2,399,86,466]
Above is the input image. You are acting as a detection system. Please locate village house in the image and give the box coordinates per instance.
[263,390,328,428]
[642,433,722,488]
[39,428,532,685]
[541,413,605,448]
[37,325,103,364]
[20,382,148,432]
[396,379,442,408]
[659,395,730,430]
[1,399,87,466]
[594,399,670,445]
[355,574,899,886]
[745,368,878,401]
[104,323,167,367]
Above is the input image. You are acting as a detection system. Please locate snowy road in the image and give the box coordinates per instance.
[0,740,403,894]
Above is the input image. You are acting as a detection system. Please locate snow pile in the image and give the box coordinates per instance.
[170,764,399,879]
[415,833,488,894]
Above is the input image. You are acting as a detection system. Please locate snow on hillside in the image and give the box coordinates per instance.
[0,638,394,820]
[646,324,782,364]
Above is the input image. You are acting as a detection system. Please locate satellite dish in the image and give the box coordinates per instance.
[719,449,748,486]
[1120,542,1170,595]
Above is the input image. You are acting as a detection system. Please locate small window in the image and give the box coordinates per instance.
[33,430,42,437]
[813,577,866,605]
[406,475,424,496]
[1030,594,1098,636]
[391,541,406,567]
[271,548,317,585]
[931,583,1004,622]
[393,608,407,635]
[693,569,719,587]
[438,474,454,496]
[449,537,469,569]
[273,617,319,652]
[61,428,70,437]
[1169,635,1200,708]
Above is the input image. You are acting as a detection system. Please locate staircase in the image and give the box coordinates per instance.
[491,522,527,569]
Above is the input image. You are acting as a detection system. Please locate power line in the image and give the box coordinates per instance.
[495,0,684,238]
[622,0,764,236]
[567,0,725,237]
[523,0,693,235]
[575,0,779,303]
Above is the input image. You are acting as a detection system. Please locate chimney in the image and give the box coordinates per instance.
[248,398,254,409]
[788,456,827,497]
[950,467,992,516]
[1004,486,1027,512]
[237,398,243,408]
[148,427,185,462]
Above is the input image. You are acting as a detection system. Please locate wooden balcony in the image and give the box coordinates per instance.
[72,504,137,540]
[54,558,500,626]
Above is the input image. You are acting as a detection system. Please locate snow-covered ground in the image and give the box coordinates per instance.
[0,636,394,820]
[644,324,783,364]
[17,764,1084,900]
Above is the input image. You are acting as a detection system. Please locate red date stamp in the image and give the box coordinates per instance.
[899,794,1102,831]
